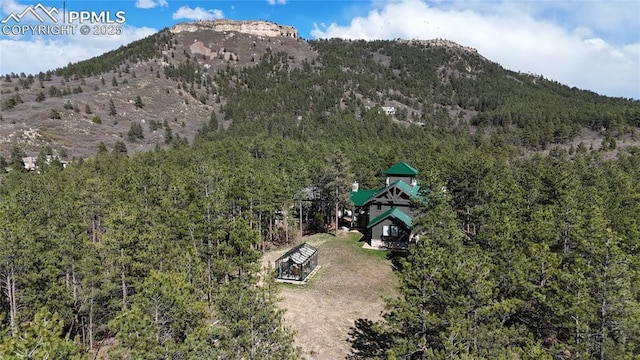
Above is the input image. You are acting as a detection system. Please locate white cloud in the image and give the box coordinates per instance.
[267,0,287,5]
[0,0,24,15]
[311,0,640,99]
[135,0,168,10]
[0,26,157,75]
[172,6,224,21]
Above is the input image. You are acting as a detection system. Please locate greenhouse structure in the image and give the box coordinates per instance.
[275,243,318,282]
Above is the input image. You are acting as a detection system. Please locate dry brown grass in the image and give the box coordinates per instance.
[262,231,398,360]
[0,30,317,159]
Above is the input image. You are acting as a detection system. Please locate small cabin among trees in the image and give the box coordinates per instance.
[275,243,318,282]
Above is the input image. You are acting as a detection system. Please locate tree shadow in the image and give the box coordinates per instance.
[387,251,406,272]
[346,318,391,359]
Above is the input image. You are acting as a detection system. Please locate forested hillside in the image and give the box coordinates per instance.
[2,112,639,358]
[1,21,639,359]
[2,25,639,159]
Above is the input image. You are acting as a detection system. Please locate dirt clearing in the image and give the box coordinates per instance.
[262,231,398,359]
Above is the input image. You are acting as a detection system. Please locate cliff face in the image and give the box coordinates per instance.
[171,19,298,38]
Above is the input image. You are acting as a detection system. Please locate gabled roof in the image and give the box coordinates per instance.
[277,243,317,265]
[367,207,413,229]
[384,162,419,176]
[386,179,421,198]
[351,179,426,207]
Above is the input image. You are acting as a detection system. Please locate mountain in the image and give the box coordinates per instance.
[2,20,640,359]
[1,19,639,160]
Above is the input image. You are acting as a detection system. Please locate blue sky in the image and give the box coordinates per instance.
[1,0,638,99]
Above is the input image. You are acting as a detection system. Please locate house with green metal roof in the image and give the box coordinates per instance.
[350,162,427,250]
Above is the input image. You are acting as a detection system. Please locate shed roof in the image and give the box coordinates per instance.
[277,243,317,265]
[367,207,413,229]
[350,189,380,207]
[384,162,419,176]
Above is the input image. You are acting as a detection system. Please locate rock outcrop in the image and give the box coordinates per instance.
[401,38,478,54]
[171,19,298,39]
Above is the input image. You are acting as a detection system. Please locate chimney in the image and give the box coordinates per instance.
[351,181,359,192]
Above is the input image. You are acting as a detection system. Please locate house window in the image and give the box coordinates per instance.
[376,203,382,210]
[382,225,399,239]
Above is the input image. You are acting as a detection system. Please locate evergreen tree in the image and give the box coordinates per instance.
[9,146,25,170]
[50,109,61,119]
[97,142,108,154]
[113,141,128,155]
[164,122,173,144]
[108,99,117,116]
[0,307,86,359]
[321,153,354,235]
[134,95,144,108]
[213,278,301,359]
[570,194,640,358]
[108,271,207,359]
[0,195,30,333]
[128,121,144,141]
[35,91,45,102]
[35,149,48,172]
[210,110,218,131]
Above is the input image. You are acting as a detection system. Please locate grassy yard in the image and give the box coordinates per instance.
[262,231,398,359]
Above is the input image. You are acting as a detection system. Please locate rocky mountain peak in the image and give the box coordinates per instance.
[171,19,298,39]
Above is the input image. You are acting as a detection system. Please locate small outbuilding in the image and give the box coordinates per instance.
[275,243,318,282]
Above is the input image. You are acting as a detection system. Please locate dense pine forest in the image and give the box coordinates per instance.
[1,28,640,359]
